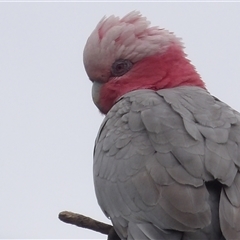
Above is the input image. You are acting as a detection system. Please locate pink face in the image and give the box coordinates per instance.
[83,11,205,114]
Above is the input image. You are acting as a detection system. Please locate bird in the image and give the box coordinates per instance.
[83,11,240,239]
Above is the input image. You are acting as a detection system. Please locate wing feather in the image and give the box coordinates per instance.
[93,86,240,239]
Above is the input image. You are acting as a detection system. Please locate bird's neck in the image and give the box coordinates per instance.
[99,45,205,114]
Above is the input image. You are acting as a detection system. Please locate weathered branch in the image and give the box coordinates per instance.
[58,211,120,240]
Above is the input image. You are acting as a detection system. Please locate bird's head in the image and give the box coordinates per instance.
[83,11,205,114]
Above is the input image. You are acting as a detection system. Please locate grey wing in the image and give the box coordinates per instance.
[158,86,240,239]
[93,87,240,239]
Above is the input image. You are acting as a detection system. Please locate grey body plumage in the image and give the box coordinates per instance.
[93,86,240,239]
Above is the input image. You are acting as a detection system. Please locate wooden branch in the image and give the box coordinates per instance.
[58,211,120,240]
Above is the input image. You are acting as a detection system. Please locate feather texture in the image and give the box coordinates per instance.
[93,86,240,239]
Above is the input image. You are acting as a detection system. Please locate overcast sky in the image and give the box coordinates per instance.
[0,1,240,239]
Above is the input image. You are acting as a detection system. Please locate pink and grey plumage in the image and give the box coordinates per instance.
[83,11,240,239]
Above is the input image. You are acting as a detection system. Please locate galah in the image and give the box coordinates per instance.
[83,11,240,239]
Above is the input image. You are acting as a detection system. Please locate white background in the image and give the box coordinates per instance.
[0,1,240,239]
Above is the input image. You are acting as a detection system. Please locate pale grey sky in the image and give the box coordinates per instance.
[0,1,240,239]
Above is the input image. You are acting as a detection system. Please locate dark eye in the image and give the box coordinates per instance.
[111,59,133,77]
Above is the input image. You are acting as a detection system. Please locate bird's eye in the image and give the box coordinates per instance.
[111,59,133,77]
